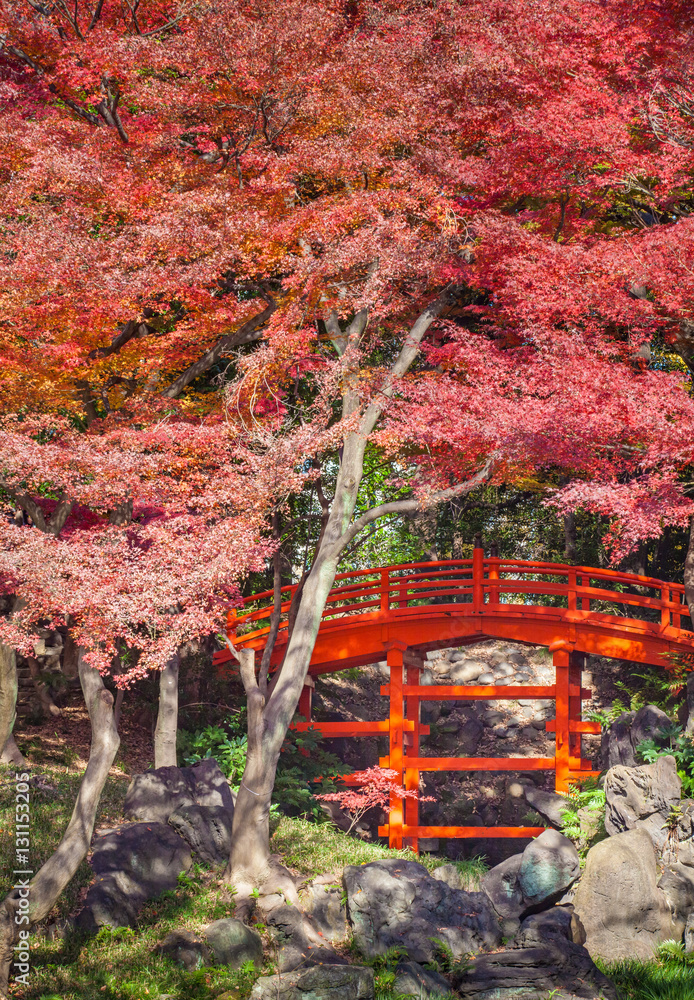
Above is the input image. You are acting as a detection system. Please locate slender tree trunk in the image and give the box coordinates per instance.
[0,649,120,996]
[26,656,61,719]
[154,651,180,768]
[228,656,281,890]
[564,512,578,563]
[0,644,18,758]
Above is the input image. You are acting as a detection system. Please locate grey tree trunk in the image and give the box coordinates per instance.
[154,651,180,768]
[226,293,495,889]
[0,643,22,766]
[0,649,120,996]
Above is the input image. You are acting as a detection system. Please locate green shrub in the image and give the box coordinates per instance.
[179,710,350,819]
[559,778,606,863]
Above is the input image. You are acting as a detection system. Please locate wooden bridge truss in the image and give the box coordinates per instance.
[215,545,694,853]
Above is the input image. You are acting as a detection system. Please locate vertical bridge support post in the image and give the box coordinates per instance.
[403,650,423,853]
[386,640,407,849]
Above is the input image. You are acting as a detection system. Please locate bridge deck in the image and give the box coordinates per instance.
[215,552,694,852]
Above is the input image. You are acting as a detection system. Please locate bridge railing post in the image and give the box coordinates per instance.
[661,586,670,629]
[488,559,499,607]
[568,570,577,613]
[227,607,237,642]
[380,569,390,614]
[473,544,484,612]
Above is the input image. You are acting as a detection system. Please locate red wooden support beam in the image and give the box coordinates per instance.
[383,756,556,771]
[379,824,546,839]
[382,685,556,700]
[292,719,428,735]
[545,719,601,735]
[472,545,484,613]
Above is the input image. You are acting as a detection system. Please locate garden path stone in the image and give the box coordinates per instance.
[343,858,501,962]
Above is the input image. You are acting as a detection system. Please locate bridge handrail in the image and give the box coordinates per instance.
[228,557,691,641]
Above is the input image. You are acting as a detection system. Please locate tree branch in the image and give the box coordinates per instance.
[329,457,495,558]
[162,295,277,398]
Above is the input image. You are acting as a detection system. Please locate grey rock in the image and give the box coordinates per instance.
[265,903,343,972]
[518,830,580,910]
[433,863,483,893]
[686,912,694,953]
[395,961,453,999]
[521,787,568,828]
[451,941,617,999]
[492,726,510,738]
[515,907,582,948]
[572,827,678,961]
[495,663,516,678]
[250,965,374,1000]
[658,863,694,937]
[481,854,524,920]
[205,917,263,969]
[477,672,494,685]
[155,930,210,969]
[77,822,192,931]
[168,804,233,865]
[601,711,637,768]
[124,758,234,825]
[343,858,501,962]
[631,704,672,751]
[604,755,681,849]
[450,660,486,684]
[302,875,349,944]
[531,719,546,730]
[458,718,485,754]
[601,705,670,772]
[520,726,540,741]
[483,711,504,727]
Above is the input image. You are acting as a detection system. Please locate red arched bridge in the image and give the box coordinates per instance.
[214,549,694,852]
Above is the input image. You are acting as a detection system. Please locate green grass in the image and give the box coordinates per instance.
[0,764,128,920]
[598,953,694,1000]
[271,814,447,875]
[21,871,259,1000]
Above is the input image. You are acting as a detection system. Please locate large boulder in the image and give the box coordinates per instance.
[343,858,501,962]
[264,903,344,972]
[604,754,681,849]
[451,941,617,1000]
[481,831,580,924]
[572,827,678,961]
[77,822,192,931]
[168,804,233,865]
[515,907,586,948]
[480,854,524,923]
[204,917,263,969]
[250,965,374,1000]
[124,758,234,824]
[602,705,670,770]
[517,830,580,910]
[658,863,694,938]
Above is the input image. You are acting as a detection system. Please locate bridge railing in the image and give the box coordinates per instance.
[228,556,692,642]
